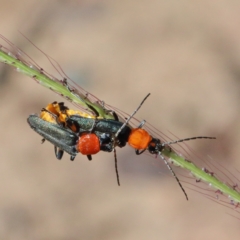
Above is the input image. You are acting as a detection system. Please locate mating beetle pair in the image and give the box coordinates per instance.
[27,99,215,198]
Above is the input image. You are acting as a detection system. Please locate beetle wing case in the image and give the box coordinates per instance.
[68,115,131,147]
[27,114,78,157]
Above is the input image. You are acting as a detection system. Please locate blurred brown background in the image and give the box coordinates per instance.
[0,0,240,239]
